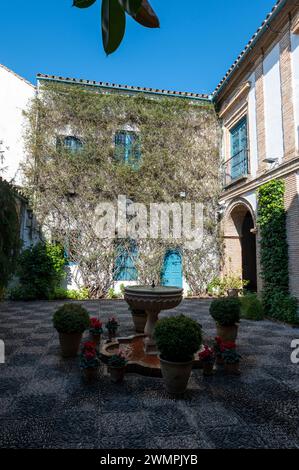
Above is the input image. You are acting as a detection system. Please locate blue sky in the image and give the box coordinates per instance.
[0,0,276,94]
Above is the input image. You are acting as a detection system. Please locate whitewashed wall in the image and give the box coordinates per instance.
[263,44,284,163]
[291,33,299,152]
[243,190,257,215]
[0,65,35,185]
[248,73,258,177]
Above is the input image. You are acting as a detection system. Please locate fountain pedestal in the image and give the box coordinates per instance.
[124,285,183,354]
[143,308,161,354]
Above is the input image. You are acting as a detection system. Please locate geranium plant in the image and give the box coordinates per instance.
[106,317,119,335]
[222,341,241,364]
[89,317,103,335]
[80,341,100,369]
[108,352,127,368]
[198,345,215,364]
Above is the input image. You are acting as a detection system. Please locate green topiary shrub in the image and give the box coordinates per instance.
[53,303,90,334]
[209,298,241,326]
[240,293,264,321]
[154,315,202,362]
[11,242,66,300]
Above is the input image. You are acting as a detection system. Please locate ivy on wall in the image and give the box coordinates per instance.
[257,180,298,324]
[23,82,221,298]
[0,179,21,298]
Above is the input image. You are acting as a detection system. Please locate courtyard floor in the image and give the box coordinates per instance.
[0,299,298,449]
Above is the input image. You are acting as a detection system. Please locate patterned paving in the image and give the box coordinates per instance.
[0,299,298,449]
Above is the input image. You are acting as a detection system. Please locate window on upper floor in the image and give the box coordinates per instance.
[223,117,249,186]
[57,136,83,153]
[113,239,138,281]
[114,131,141,167]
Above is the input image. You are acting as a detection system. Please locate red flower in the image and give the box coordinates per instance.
[199,345,215,361]
[90,317,102,329]
[83,341,96,350]
[84,350,96,359]
[222,341,236,350]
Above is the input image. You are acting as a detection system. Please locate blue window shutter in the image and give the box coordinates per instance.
[57,136,83,152]
[115,131,141,167]
[114,240,138,281]
[230,118,248,180]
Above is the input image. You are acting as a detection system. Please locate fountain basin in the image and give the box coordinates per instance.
[124,285,183,354]
[100,336,204,378]
[124,285,183,312]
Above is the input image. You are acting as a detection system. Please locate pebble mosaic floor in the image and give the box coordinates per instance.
[0,299,298,449]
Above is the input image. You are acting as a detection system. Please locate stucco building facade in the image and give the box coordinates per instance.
[1,0,299,300]
[214,0,299,301]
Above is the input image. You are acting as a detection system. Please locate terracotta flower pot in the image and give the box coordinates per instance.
[224,362,241,376]
[216,356,225,366]
[216,324,239,342]
[58,332,82,358]
[159,357,193,395]
[227,288,240,298]
[131,312,147,334]
[109,366,126,383]
[203,362,215,377]
[91,334,101,347]
[83,367,98,382]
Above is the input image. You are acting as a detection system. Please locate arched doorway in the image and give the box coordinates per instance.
[223,201,257,292]
[241,212,257,291]
[161,250,183,288]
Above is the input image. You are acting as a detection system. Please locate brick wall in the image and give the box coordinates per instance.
[280,30,296,160]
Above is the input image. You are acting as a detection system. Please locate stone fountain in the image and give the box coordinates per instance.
[124,282,183,354]
[100,282,201,376]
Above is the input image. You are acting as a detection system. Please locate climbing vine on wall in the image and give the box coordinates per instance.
[23,81,221,298]
[0,179,21,298]
[257,179,298,324]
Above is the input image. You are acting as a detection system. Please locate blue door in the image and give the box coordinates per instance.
[161,250,183,288]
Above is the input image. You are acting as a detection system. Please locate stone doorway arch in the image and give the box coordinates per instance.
[222,199,257,291]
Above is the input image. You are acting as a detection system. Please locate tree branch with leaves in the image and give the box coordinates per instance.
[73,0,160,54]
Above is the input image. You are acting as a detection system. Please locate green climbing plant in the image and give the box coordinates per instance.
[257,180,298,324]
[0,180,21,299]
[23,80,221,298]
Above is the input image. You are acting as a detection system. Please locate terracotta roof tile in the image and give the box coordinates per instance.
[36,73,211,101]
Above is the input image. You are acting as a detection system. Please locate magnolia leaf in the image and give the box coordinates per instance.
[133,0,159,28]
[118,0,142,16]
[102,0,126,55]
[73,0,97,8]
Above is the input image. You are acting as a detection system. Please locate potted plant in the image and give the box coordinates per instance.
[154,315,202,395]
[129,308,147,333]
[89,317,103,346]
[198,345,215,376]
[80,341,100,381]
[105,317,119,342]
[108,352,127,383]
[214,336,225,366]
[53,303,90,357]
[209,298,241,342]
[222,341,241,376]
